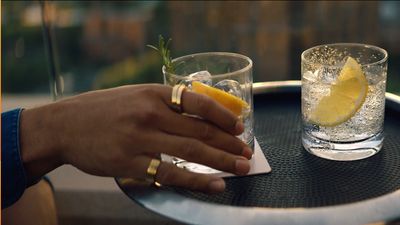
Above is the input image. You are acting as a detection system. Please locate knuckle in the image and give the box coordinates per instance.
[199,123,214,140]
[233,139,246,154]
[180,139,200,160]
[139,104,162,124]
[218,153,236,171]
[140,86,154,96]
[196,95,213,116]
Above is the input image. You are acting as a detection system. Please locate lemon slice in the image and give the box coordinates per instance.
[191,81,249,116]
[310,57,368,127]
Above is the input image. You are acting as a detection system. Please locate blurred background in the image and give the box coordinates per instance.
[2,1,400,225]
[2,1,400,97]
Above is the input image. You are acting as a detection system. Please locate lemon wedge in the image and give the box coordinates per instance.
[191,81,249,116]
[310,57,368,127]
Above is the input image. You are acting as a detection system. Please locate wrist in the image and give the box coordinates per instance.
[20,104,64,183]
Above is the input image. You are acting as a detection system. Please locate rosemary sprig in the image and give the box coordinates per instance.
[147,35,175,73]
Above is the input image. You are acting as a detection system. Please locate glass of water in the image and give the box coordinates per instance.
[301,43,388,161]
[163,52,253,173]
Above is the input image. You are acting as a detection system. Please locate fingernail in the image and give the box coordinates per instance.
[235,121,244,134]
[235,157,250,175]
[208,179,226,192]
[242,147,253,160]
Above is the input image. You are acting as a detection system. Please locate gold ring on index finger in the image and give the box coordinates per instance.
[146,158,162,187]
[171,84,186,113]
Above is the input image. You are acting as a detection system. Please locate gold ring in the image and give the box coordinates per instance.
[171,84,186,113]
[146,159,162,187]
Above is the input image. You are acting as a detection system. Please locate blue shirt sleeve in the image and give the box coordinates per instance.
[2,108,28,209]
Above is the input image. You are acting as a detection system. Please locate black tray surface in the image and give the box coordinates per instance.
[171,91,400,208]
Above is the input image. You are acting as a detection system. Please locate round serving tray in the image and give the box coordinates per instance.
[116,81,400,225]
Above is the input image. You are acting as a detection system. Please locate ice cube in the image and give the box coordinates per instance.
[303,70,319,83]
[319,67,338,83]
[178,79,193,88]
[185,70,212,87]
[213,79,243,98]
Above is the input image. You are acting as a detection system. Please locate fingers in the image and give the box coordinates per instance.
[182,90,244,135]
[158,110,252,159]
[157,85,244,135]
[146,132,250,176]
[125,156,226,193]
[155,162,226,193]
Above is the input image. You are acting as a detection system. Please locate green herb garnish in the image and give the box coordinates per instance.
[147,35,175,73]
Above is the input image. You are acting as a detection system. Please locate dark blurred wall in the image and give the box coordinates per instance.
[167,1,386,82]
[168,1,290,81]
[3,1,399,93]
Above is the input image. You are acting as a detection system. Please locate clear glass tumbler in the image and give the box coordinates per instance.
[301,43,388,161]
[163,52,253,173]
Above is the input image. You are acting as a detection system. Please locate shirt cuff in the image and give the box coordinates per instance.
[1,108,27,208]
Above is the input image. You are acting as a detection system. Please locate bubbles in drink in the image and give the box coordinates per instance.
[213,79,243,98]
[303,73,386,142]
[319,67,339,83]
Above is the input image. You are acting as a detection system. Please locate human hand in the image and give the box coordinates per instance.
[20,84,251,193]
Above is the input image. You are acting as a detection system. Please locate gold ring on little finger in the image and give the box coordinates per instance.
[146,158,162,187]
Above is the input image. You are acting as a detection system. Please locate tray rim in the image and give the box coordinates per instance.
[116,81,400,225]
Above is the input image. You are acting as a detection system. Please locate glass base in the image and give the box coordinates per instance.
[302,131,383,161]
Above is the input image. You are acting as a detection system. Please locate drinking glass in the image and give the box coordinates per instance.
[301,43,388,161]
[163,52,253,173]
